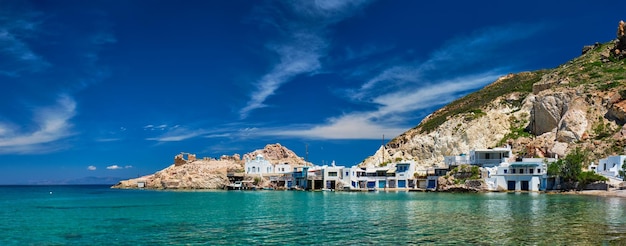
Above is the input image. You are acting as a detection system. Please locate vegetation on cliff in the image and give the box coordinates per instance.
[413,71,546,135]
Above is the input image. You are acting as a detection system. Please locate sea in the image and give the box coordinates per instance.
[1,185,625,245]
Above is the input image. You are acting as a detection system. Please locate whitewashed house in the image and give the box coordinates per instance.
[322,165,345,190]
[364,167,392,189]
[389,161,417,189]
[469,147,513,167]
[274,163,293,174]
[344,166,367,190]
[490,158,549,191]
[444,146,513,168]
[245,154,274,175]
[595,155,626,179]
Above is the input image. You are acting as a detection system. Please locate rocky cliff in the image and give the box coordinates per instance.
[112,143,309,189]
[362,20,626,168]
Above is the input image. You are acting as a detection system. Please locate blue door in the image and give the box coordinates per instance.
[427,180,436,189]
[507,181,516,191]
[398,180,406,188]
[367,181,375,188]
[378,180,386,188]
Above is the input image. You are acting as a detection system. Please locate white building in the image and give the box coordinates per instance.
[388,161,417,189]
[490,159,548,191]
[322,165,345,190]
[444,146,513,168]
[274,163,293,174]
[595,155,626,179]
[245,154,274,175]
[469,147,513,167]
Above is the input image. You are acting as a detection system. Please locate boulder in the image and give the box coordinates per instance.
[550,142,569,158]
[608,100,626,125]
[528,93,571,135]
[556,98,589,142]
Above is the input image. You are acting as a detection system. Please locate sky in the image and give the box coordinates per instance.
[0,0,623,184]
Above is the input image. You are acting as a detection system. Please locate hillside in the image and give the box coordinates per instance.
[112,143,309,189]
[362,20,626,167]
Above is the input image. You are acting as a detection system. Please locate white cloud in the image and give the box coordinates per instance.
[240,32,325,118]
[245,23,544,140]
[239,0,371,119]
[87,165,97,171]
[0,95,77,154]
[249,72,500,140]
[256,114,406,140]
[106,165,121,170]
[106,164,132,170]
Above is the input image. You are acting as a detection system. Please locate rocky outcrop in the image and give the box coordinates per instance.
[608,100,626,125]
[242,143,309,166]
[112,143,309,190]
[436,176,486,192]
[612,20,626,60]
[112,159,241,189]
[362,95,517,167]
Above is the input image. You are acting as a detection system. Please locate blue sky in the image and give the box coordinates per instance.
[0,0,622,184]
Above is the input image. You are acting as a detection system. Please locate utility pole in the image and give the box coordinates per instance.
[382,134,385,165]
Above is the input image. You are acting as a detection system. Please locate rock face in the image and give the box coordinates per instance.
[362,20,626,168]
[112,158,242,189]
[242,143,309,166]
[363,95,515,167]
[112,143,309,189]
[612,20,626,60]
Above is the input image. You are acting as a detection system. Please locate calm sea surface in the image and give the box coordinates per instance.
[1,185,625,245]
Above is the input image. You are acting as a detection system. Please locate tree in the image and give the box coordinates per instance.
[547,147,589,190]
[619,159,626,179]
[577,171,608,190]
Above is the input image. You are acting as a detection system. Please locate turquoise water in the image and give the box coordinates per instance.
[1,186,625,245]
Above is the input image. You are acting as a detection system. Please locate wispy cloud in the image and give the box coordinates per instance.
[0,11,50,77]
[353,23,544,100]
[87,165,97,171]
[239,32,325,118]
[95,138,121,142]
[145,125,208,142]
[248,72,500,140]
[239,0,371,118]
[0,95,77,154]
[244,23,545,140]
[144,124,171,131]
